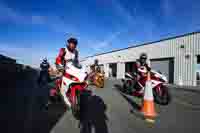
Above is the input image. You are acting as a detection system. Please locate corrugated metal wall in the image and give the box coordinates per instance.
[81,32,200,86]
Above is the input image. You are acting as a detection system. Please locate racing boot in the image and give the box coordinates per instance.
[60,90,71,111]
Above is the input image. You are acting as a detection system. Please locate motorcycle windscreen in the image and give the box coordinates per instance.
[66,64,87,82]
[151,70,168,83]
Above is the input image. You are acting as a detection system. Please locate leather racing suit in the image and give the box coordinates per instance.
[55,47,79,108]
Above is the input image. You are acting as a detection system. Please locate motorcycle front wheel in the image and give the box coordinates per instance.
[97,77,104,88]
[122,80,135,94]
[72,90,81,120]
[153,85,171,105]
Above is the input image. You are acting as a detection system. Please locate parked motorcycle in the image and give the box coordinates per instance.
[88,70,105,88]
[94,72,105,88]
[50,61,90,119]
[121,66,171,105]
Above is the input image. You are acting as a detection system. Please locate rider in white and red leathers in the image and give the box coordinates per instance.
[134,53,151,94]
[135,53,151,75]
[55,37,79,109]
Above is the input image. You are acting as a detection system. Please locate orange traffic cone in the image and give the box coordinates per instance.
[141,72,157,123]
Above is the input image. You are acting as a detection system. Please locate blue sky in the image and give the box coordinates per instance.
[0,0,200,67]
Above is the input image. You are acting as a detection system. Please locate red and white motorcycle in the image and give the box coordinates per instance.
[50,61,90,119]
[121,66,171,105]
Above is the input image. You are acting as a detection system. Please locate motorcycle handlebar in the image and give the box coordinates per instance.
[67,61,82,69]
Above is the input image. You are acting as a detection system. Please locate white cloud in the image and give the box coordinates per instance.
[0,3,25,23]
[0,3,77,67]
[91,42,111,51]
[0,43,58,68]
[90,30,126,51]
[31,15,46,25]
[0,45,27,59]
[0,3,39,24]
[111,0,136,25]
[0,2,77,33]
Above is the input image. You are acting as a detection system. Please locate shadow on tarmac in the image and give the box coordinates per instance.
[0,67,39,133]
[1,66,67,133]
[80,92,109,133]
[16,82,66,133]
[113,84,133,95]
[113,84,146,120]
[24,72,67,133]
[113,84,141,111]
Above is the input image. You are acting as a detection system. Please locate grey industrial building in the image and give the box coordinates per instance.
[81,31,200,86]
[0,54,16,64]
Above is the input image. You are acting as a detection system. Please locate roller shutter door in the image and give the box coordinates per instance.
[150,58,174,83]
[109,63,117,78]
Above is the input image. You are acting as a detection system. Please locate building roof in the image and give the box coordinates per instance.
[0,54,16,63]
[83,31,200,59]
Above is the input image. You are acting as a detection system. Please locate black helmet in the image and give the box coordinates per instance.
[67,37,78,45]
[43,58,47,63]
[140,53,147,60]
[94,59,99,65]
[139,53,147,65]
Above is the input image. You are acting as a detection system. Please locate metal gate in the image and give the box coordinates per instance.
[125,62,136,73]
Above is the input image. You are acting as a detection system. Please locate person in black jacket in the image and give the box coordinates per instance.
[37,58,51,110]
[38,58,50,85]
[40,58,50,70]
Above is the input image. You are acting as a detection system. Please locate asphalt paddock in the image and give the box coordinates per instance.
[3,77,200,133]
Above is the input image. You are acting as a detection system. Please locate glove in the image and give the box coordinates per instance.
[56,64,64,72]
[66,59,73,63]
[133,72,137,77]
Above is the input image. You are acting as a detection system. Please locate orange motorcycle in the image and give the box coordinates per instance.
[94,72,105,88]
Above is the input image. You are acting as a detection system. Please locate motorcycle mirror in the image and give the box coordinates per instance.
[158,71,162,74]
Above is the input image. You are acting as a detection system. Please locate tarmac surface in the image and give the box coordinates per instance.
[3,77,200,133]
[50,79,200,133]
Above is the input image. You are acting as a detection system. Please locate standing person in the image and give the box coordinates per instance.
[88,65,96,83]
[38,58,50,86]
[55,37,79,109]
[96,66,101,73]
[38,58,51,109]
